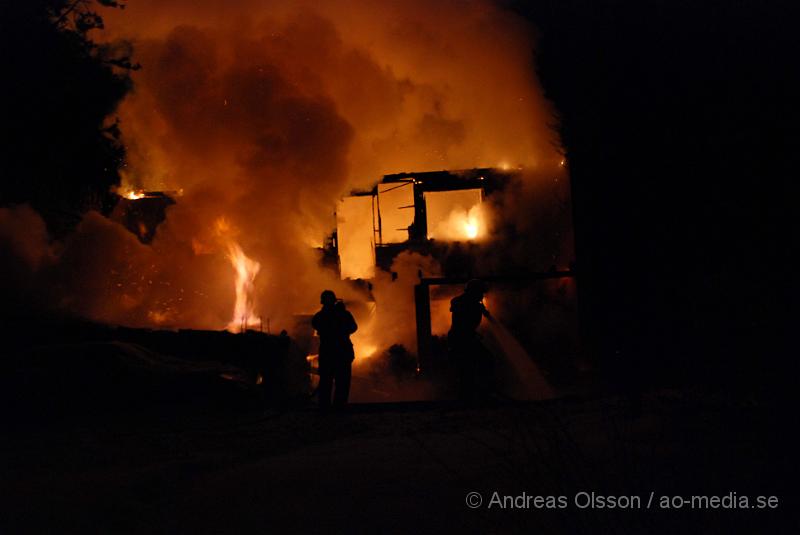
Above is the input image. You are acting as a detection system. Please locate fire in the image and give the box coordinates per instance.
[225,240,261,332]
[463,217,479,239]
[423,189,487,242]
[351,329,380,363]
[122,188,145,200]
[430,203,487,241]
[212,216,263,332]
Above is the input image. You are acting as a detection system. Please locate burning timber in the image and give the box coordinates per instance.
[111,190,176,244]
[333,168,512,280]
[95,166,575,402]
[111,191,263,334]
[326,166,577,397]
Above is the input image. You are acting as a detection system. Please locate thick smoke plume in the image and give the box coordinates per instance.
[3,1,567,349]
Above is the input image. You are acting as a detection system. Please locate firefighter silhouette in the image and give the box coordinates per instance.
[448,279,493,401]
[312,290,358,409]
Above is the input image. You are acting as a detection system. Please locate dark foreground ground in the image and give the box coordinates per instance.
[2,392,795,534]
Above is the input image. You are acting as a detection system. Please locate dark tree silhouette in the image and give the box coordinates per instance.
[1,0,136,236]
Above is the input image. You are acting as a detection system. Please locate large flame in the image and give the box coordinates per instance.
[211,217,262,333]
[213,217,262,332]
[225,241,261,332]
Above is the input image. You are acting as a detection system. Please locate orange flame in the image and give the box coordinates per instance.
[463,216,479,240]
[431,203,486,241]
[212,216,262,332]
[122,188,146,200]
[224,240,261,333]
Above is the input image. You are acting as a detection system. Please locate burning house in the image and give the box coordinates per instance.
[334,167,511,281]
[96,162,574,402]
[326,167,576,399]
[0,0,580,404]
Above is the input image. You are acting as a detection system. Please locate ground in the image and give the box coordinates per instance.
[2,392,793,534]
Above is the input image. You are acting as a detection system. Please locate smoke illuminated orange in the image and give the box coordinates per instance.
[46,0,572,338]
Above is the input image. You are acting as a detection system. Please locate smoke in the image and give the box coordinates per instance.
[104,0,561,182]
[352,251,442,362]
[2,1,568,348]
[0,205,54,310]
